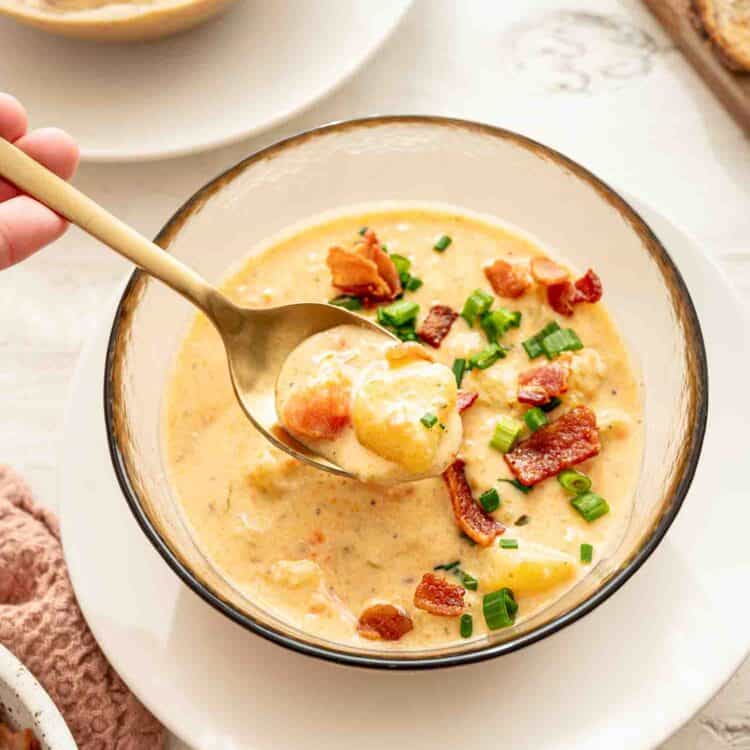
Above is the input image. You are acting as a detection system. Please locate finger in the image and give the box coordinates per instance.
[0,195,67,270]
[0,93,28,142]
[0,127,80,202]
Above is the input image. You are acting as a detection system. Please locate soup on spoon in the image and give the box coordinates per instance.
[276,328,463,483]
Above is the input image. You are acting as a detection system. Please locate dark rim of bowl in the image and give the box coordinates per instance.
[104,115,708,670]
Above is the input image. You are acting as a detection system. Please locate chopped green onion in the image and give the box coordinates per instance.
[380,244,389,252]
[580,543,594,563]
[483,588,518,630]
[434,234,452,252]
[358,226,368,236]
[328,294,362,311]
[379,299,419,327]
[469,342,507,370]
[461,572,479,591]
[541,328,583,359]
[452,358,467,387]
[522,321,561,359]
[420,412,438,428]
[571,492,610,522]
[461,289,494,326]
[460,613,473,638]
[405,276,423,292]
[499,538,518,549]
[524,407,549,432]
[460,532,477,547]
[558,469,592,495]
[540,396,562,413]
[434,560,461,571]
[480,307,522,343]
[490,416,523,453]
[389,254,411,285]
[514,514,531,526]
[479,488,500,513]
[499,478,532,494]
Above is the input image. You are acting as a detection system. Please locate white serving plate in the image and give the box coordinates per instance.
[0,0,412,162]
[0,643,76,750]
[58,198,750,749]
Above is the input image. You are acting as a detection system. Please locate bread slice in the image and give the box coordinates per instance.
[693,0,750,71]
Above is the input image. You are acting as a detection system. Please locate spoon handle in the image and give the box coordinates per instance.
[0,136,232,320]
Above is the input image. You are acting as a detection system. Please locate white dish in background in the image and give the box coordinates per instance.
[59,199,750,749]
[0,643,76,750]
[0,0,412,162]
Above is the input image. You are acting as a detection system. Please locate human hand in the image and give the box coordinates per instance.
[0,93,79,270]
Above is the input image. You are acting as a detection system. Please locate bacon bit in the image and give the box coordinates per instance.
[282,381,351,441]
[0,726,41,750]
[457,390,479,413]
[442,459,504,546]
[326,229,401,303]
[357,604,414,641]
[504,405,600,486]
[574,269,603,303]
[531,257,569,285]
[414,573,465,616]
[418,304,459,348]
[484,259,531,298]
[546,280,579,317]
[518,361,570,406]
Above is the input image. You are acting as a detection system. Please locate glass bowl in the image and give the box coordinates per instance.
[105,117,707,669]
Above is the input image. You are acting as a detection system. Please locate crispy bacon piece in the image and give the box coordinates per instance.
[546,280,579,317]
[281,381,351,440]
[505,405,600,486]
[326,229,401,303]
[457,390,479,413]
[0,726,41,750]
[574,269,603,303]
[357,604,414,641]
[484,259,531,298]
[531,257,569,285]
[414,573,465,616]
[442,459,504,546]
[518,361,570,406]
[418,304,458,348]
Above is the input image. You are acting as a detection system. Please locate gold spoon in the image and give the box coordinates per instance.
[0,136,397,479]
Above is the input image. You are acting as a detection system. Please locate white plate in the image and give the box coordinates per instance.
[0,0,411,162]
[59,199,750,750]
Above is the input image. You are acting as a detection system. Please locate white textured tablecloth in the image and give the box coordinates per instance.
[2,1,748,747]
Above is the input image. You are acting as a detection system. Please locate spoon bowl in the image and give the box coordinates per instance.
[0,136,396,479]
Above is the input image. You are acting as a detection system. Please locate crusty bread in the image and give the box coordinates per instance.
[693,0,750,71]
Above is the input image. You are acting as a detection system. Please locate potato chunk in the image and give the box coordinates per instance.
[352,360,458,474]
[478,542,577,595]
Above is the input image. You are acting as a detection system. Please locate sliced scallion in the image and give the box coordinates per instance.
[540,396,562,413]
[480,307,521,343]
[522,321,561,359]
[462,572,479,591]
[434,560,461,571]
[379,299,419,327]
[558,469,592,495]
[420,412,438,428]
[358,226,368,236]
[452,358,467,387]
[571,492,610,522]
[405,276,423,292]
[434,234,452,252]
[328,294,363,311]
[489,416,523,453]
[514,514,531,526]
[479,488,500,513]
[524,407,548,432]
[483,588,518,630]
[499,538,518,549]
[461,289,494,326]
[499,478,532,495]
[460,613,473,638]
[541,328,583,359]
[580,543,594,563]
[469,342,507,370]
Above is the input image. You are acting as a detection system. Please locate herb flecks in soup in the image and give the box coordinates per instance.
[164,206,642,649]
[277,331,463,482]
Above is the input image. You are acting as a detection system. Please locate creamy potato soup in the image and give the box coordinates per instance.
[164,206,642,649]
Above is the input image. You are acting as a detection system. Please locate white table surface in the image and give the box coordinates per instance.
[2,0,748,747]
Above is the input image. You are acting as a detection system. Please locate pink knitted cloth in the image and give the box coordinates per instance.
[0,466,164,750]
